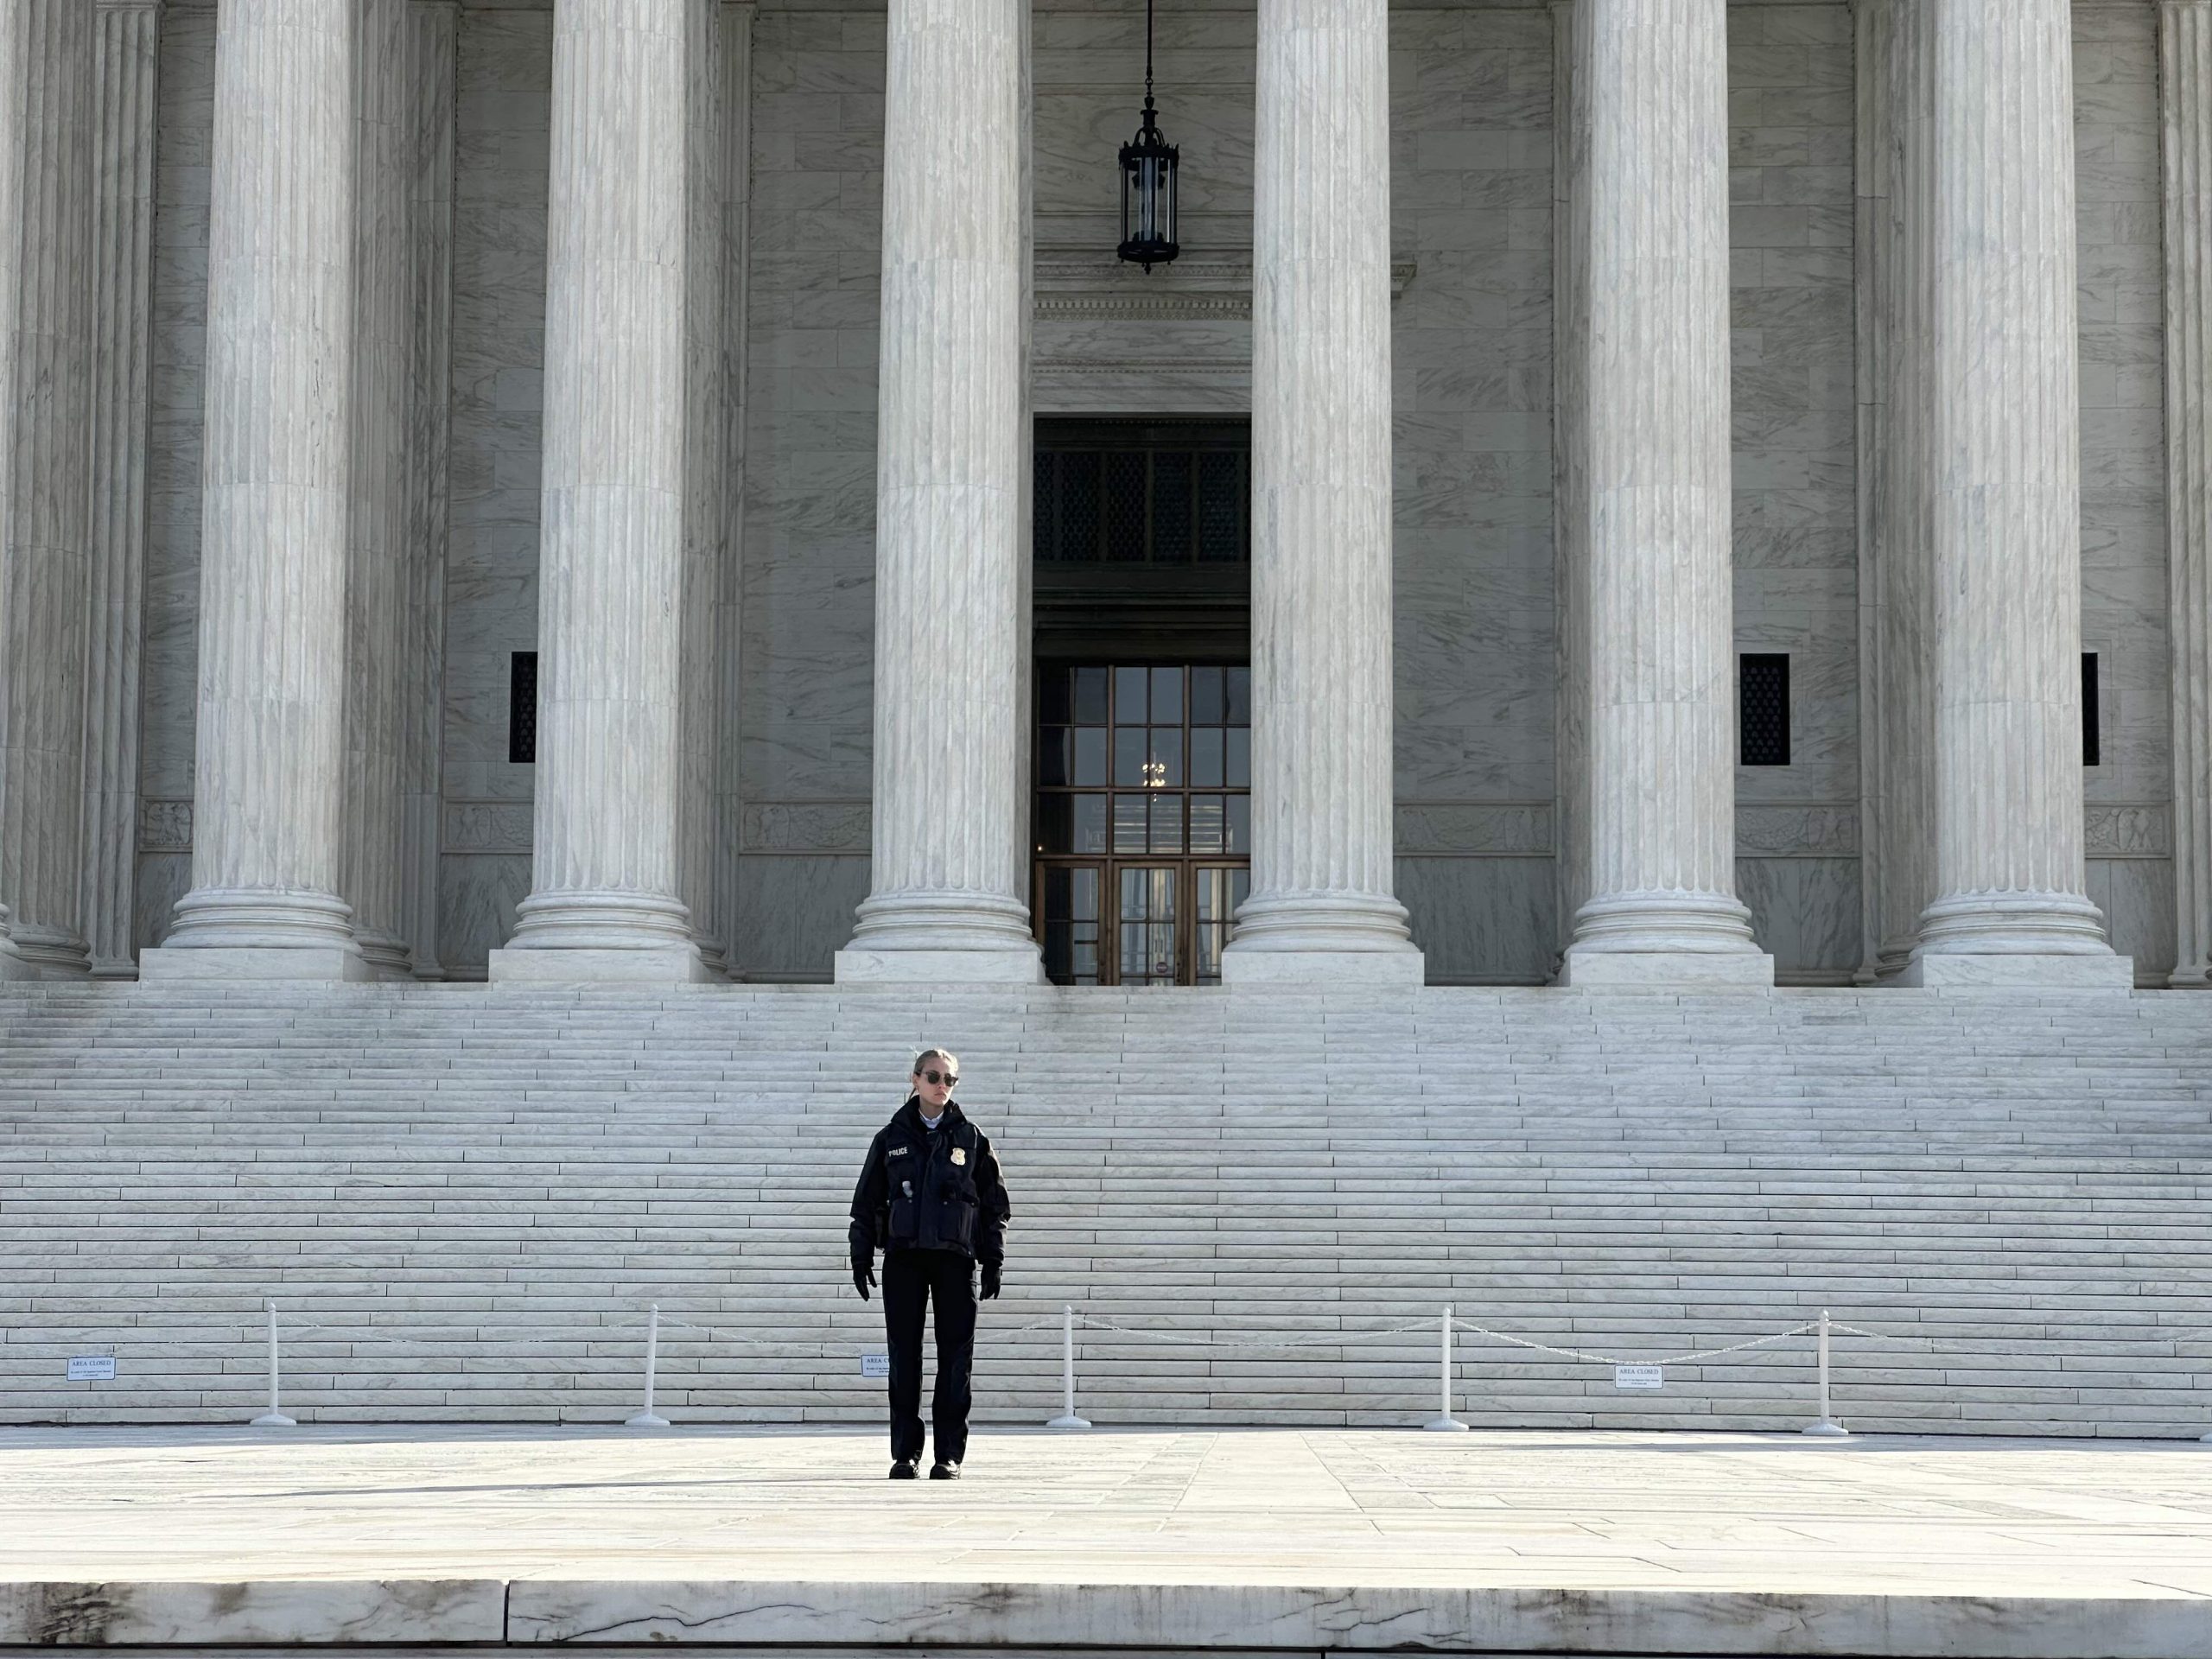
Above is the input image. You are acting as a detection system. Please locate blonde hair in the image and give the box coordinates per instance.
[911,1047,960,1084]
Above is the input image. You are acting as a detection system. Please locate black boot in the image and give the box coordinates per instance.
[928,1459,962,1480]
[889,1459,920,1479]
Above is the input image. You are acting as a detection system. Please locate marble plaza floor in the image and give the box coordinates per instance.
[4,1425,2212,1645]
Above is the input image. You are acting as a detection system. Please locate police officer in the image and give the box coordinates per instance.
[848,1048,1009,1480]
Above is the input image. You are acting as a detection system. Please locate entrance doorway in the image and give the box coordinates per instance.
[1033,664,1251,986]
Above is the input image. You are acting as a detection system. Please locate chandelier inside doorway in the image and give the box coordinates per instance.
[1116,0,1180,271]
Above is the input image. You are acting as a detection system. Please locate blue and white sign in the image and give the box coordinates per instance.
[67,1356,117,1382]
[861,1352,890,1379]
[1613,1363,1663,1390]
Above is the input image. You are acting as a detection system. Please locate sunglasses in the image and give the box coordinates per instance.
[918,1069,958,1087]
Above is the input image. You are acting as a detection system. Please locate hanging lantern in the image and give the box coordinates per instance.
[1116,0,1179,271]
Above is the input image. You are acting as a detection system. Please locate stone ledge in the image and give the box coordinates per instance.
[1,1579,2206,1658]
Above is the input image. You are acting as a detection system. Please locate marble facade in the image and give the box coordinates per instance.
[0,0,2200,987]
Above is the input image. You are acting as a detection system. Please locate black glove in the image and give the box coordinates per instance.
[980,1262,1001,1300]
[851,1255,875,1300]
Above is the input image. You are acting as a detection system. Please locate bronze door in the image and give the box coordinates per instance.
[1034,664,1251,986]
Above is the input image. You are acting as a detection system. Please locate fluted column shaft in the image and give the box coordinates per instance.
[1551,0,1592,973]
[0,0,29,976]
[399,0,456,982]
[1218,0,1419,985]
[341,0,414,979]
[141,0,365,979]
[679,0,728,976]
[2164,1,2212,988]
[0,0,97,976]
[80,0,162,978]
[712,0,754,977]
[491,0,703,980]
[1899,0,2127,985]
[1858,0,1937,982]
[1558,0,1767,987]
[834,0,1041,982]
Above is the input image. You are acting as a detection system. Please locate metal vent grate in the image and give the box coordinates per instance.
[509,651,538,766]
[1034,419,1249,564]
[2082,652,2101,767]
[1739,653,1789,767]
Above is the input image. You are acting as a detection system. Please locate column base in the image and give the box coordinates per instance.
[2169,967,2212,989]
[488,945,715,984]
[1220,889,1419,960]
[1557,948,1776,990]
[149,888,365,977]
[837,887,1046,982]
[1897,951,2136,989]
[1219,947,1425,988]
[353,930,416,981]
[140,944,374,983]
[0,946,38,982]
[10,925,92,977]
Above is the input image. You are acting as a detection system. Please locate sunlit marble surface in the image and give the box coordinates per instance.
[2,1426,2211,1655]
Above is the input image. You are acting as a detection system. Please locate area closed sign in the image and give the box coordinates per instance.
[67,1356,116,1381]
[1614,1364,1663,1390]
[861,1352,890,1378]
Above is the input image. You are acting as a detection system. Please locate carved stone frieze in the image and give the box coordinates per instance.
[744,801,870,854]
[137,799,191,855]
[2085,804,2170,859]
[442,802,534,855]
[1736,805,1861,859]
[1395,803,1553,857]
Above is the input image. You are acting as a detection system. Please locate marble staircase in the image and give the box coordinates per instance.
[3,982,2210,1435]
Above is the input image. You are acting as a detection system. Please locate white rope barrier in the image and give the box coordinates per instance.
[40,1295,1929,1438]
[1449,1315,1821,1369]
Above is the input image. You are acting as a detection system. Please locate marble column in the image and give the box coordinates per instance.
[833,0,1042,982]
[0,0,98,976]
[140,0,367,982]
[341,0,415,979]
[488,0,707,982]
[79,0,163,978]
[0,0,30,977]
[1897,0,2130,987]
[1556,0,1770,988]
[679,0,728,978]
[1856,0,1937,983]
[1550,0,1592,974]
[1217,0,1421,987]
[399,0,456,982]
[711,0,754,978]
[2164,0,2212,988]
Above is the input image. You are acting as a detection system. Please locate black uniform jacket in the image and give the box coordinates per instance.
[848,1097,1010,1265]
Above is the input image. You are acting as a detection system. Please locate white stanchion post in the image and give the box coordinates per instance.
[1425,1305,1469,1431]
[627,1303,671,1428]
[1802,1309,1849,1438]
[251,1298,296,1427]
[1046,1304,1090,1429]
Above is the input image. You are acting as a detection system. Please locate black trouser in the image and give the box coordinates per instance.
[881,1246,976,1465]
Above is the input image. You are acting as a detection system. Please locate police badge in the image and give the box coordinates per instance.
[950,1147,967,1166]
